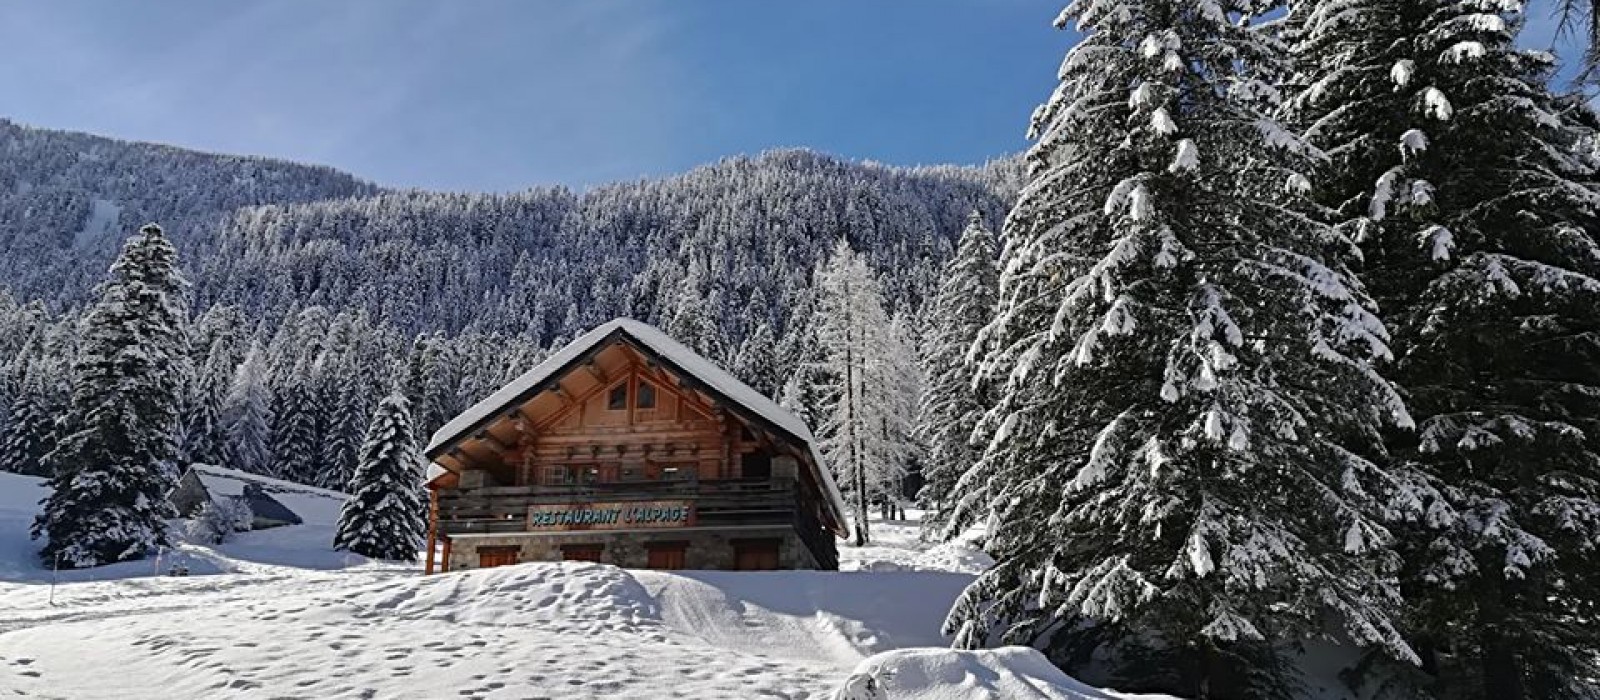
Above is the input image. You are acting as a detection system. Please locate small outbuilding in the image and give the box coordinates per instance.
[169,464,306,530]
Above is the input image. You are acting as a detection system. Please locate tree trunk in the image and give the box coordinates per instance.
[845,292,869,547]
[1480,576,1525,700]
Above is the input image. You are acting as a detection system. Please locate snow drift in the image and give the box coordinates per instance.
[834,646,1181,700]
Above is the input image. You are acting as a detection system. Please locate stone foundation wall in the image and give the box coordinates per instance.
[444,526,823,572]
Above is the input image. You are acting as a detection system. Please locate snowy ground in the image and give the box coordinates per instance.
[0,472,1163,698]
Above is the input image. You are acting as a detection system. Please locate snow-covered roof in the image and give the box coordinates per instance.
[178,464,349,527]
[189,464,349,502]
[426,318,848,529]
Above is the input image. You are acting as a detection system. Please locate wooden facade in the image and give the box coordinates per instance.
[424,320,847,573]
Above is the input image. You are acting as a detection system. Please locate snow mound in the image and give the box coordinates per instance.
[835,646,1181,700]
[643,569,973,665]
[839,513,992,574]
[338,560,662,631]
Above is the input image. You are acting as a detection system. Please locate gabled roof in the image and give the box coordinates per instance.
[425,318,847,529]
[177,464,330,526]
[187,463,348,502]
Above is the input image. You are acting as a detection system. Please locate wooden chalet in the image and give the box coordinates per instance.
[423,318,849,573]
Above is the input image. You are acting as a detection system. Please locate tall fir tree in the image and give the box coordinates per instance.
[178,338,234,466]
[33,224,189,568]
[221,341,275,474]
[270,355,323,483]
[334,392,425,561]
[942,2,1430,696]
[318,349,367,490]
[914,211,999,537]
[1289,1,1600,696]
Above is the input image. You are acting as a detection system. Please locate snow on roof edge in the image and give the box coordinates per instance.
[425,318,849,531]
[187,463,349,501]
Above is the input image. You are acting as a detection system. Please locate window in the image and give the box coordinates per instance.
[741,452,772,480]
[646,542,688,570]
[477,546,520,569]
[580,466,601,484]
[542,466,569,485]
[733,539,781,571]
[620,464,644,481]
[561,544,604,563]
[636,382,656,409]
[608,384,628,410]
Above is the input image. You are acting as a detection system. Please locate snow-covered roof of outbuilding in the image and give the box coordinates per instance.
[189,464,348,502]
[425,318,848,530]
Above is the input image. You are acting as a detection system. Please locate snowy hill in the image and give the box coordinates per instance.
[0,471,1173,698]
[0,118,377,305]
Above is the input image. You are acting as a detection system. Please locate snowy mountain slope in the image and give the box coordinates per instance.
[0,118,377,304]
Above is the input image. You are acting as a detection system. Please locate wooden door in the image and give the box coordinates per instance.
[561,544,604,563]
[477,546,519,569]
[647,543,687,570]
[733,539,780,571]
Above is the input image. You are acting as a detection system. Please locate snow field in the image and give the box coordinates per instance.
[1,473,1157,698]
[0,561,976,698]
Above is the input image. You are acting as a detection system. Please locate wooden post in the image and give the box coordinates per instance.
[423,487,439,575]
[440,536,453,573]
[716,409,731,480]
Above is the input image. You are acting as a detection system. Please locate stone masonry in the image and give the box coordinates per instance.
[444,526,821,572]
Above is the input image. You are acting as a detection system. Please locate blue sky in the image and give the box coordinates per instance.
[0,1,1068,192]
[0,2,1583,192]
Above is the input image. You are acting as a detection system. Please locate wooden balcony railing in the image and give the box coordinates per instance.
[435,477,837,569]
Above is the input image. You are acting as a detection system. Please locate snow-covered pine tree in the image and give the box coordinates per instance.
[403,332,462,440]
[334,392,425,561]
[318,349,367,490]
[178,337,237,466]
[1289,2,1600,696]
[913,212,999,537]
[221,341,275,474]
[270,356,323,483]
[0,370,62,477]
[941,2,1428,695]
[33,223,189,568]
[731,316,782,398]
[664,259,729,366]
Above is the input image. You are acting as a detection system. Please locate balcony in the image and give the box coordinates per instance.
[438,478,799,532]
[435,477,837,569]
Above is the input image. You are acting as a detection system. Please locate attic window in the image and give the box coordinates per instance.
[608,384,627,410]
[637,382,657,409]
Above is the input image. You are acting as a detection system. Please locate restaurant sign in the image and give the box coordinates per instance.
[527,500,695,531]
